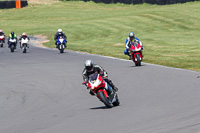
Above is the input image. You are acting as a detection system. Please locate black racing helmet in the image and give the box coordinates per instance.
[11,32,15,38]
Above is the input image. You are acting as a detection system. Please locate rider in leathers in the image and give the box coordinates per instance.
[54,29,67,48]
[82,60,118,96]
[7,32,18,49]
[124,32,143,59]
[19,32,30,48]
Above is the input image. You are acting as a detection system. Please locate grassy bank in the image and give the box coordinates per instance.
[0,1,200,71]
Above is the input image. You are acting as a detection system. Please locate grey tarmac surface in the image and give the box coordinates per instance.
[0,41,200,133]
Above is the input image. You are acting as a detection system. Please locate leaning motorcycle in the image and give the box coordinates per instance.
[0,35,5,48]
[57,36,66,53]
[21,38,29,53]
[130,42,143,66]
[8,38,17,52]
[82,73,120,108]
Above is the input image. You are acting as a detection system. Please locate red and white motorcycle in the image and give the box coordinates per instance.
[130,42,143,66]
[0,35,5,48]
[83,73,120,108]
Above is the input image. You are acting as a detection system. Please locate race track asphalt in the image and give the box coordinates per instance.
[0,40,200,133]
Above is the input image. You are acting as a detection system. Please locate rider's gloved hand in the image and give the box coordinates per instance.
[100,71,104,76]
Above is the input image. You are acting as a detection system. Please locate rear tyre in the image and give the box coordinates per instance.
[98,91,112,108]
[113,94,120,106]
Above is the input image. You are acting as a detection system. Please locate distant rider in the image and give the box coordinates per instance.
[19,32,30,48]
[124,32,143,59]
[7,32,18,48]
[54,29,67,48]
[0,29,5,43]
[82,60,118,96]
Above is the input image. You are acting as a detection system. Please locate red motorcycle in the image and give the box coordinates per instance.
[0,35,5,48]
[82,73,120,108]
[130,42,143,66]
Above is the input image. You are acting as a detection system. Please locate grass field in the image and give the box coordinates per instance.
[0,1,200,71]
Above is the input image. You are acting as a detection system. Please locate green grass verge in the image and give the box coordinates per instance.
[0,1,200,71]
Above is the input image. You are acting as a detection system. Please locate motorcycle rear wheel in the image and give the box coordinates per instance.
[98,91,112,108]
[113,94,120,106]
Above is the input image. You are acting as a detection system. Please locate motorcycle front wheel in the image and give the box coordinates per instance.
[23,46,27,53]
[0,41,3,47]
[10,45,15,52]
[60,49,64,53]
[135,54,141,66]
[97,91,112,108]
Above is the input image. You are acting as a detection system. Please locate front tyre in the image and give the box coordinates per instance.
[136,54,141,66]
[0,41,3,47]
[59,44,65,53]
[23,47,27,53]
[60,49,64,53]
[10,44,15,52]
[97,91,112,108]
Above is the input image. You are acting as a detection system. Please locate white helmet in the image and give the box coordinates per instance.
[85,60,94,72]
[58,29,62,32]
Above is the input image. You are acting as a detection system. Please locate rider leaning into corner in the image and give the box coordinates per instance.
[54,29,67,48]
[19,32,30,48]
[7,32,18,48]
[124,32,143,60]
[82,60,118,96]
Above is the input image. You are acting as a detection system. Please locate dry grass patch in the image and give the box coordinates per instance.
[28,0,59,4]
[31,35,49,48]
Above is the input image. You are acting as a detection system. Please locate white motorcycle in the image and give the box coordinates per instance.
[21,38,29,53]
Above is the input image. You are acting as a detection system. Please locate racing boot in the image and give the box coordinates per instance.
[129,55,132,60]
[108,80,118,92]
[55,41,58,48]
[106,84,113,95]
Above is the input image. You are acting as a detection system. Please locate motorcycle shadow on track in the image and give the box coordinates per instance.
[90,105,120,110]
[90,106,109,110]
[56,50,68,54]
[128,64,146,68]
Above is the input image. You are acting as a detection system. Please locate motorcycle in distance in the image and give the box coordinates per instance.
[130,41,143,66]
[0,34,5,48]
[8,38,17,52]
[82,73,120,108]
[21,38,29,53]
[57,36,66,53]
